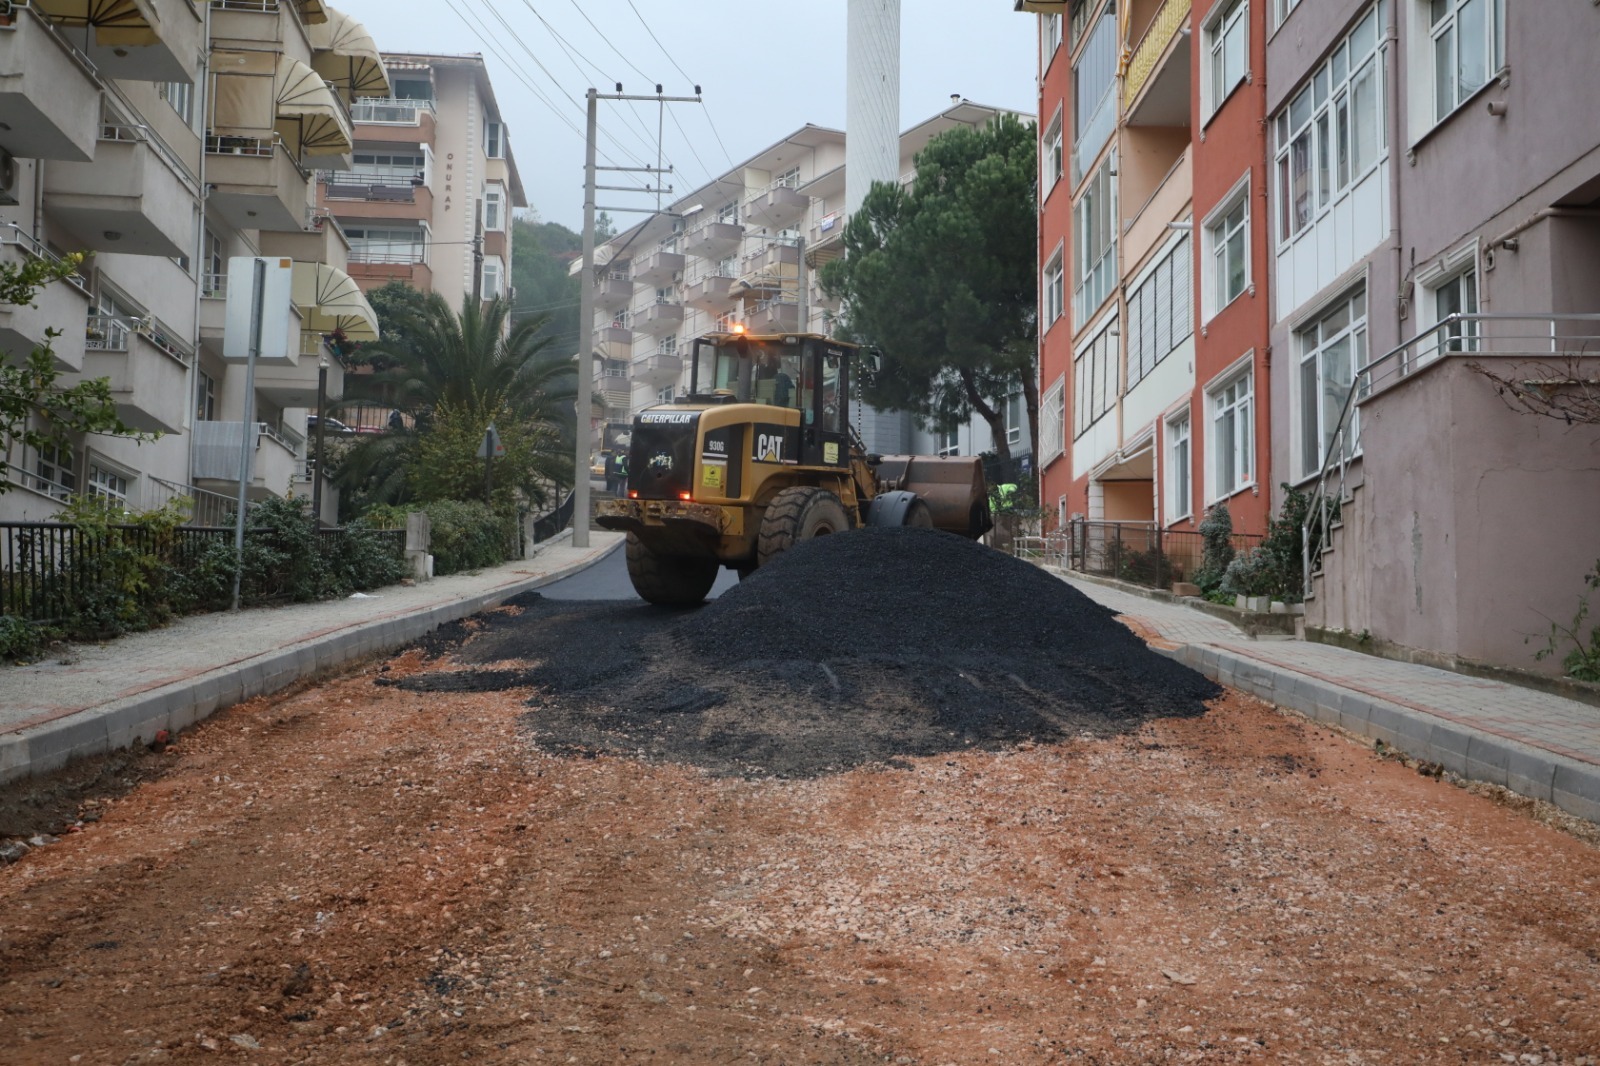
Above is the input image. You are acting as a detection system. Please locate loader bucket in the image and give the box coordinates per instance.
[876,455,994,539]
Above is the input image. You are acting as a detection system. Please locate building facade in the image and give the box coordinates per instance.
[1,0,390,526]
[317,52,527,313]
[1023,0,1600,674]
[579,101,1034,467]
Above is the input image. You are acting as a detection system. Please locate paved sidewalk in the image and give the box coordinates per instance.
[1063,572,1600,823]
[0,531,625,785]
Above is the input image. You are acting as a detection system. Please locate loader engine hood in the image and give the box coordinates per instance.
[628,409,701,500]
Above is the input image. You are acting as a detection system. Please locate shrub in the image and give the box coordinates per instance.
[1192,503,1234,595]
[1221,545,1277,598]
[366,499,516,576]
[0,615,44,661]
[1532,559,1600,682]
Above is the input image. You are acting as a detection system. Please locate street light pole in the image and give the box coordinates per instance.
[573,88,599,549]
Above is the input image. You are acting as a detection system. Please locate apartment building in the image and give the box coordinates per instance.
[0,0,388,526]
[1024,0,1274,537]
[579,100,1033,464]
[1024,0,1600,674]
[1272,0,1600,673]
[317,52,527,313]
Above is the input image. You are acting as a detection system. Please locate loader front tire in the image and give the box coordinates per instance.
[625,533,718,606]
[758,487,850,567]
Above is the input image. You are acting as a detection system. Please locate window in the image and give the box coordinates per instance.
[350,151,426,183]
[1073,153,1116,323]
[1072,3,1117,182]
[1206,0,1249,116]
[937,427,960,457]
[1006,393,1026,448]
[1073,318,1117,438]
[87,462,129,506]
[160,81,192,124]
[1297,288,1367,477]
[1044,12,1062,60]
[346,226,428,263]
[1127,233,1192,387]
[1273,0,1302,29]
[484,185,505,231]
[1043,109,1064,193]
[774,166,801,189]
[36,441,76,498]
[1040,377,1066,465]
[1167,413,1192,520]
[1274,3,1386,243]
[196,370,217,422]
[393,77,433,101]
[658,386,675,405]
[485,121,504,159]
[202,228,225,295]
[1210,370,1253,498]
[1206,185,1249,315]
[1428,0,1502,122]
[717,201,740,224]
[1420,262,1478,362]
[1044,247,1065,327]
[481,259,503,300]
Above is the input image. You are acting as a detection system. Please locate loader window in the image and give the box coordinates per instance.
[819,354,842,432]
[753,349,801,410]
[709,346,754,401]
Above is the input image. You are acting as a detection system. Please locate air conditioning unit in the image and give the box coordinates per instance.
[0,148,19,207]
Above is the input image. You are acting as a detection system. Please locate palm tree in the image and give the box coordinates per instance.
[332,293,576,515]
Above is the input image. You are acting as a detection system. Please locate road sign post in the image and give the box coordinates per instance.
[478,423,505,504]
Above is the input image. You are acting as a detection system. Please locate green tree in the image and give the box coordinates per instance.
[349,280,432,369]
[2,252,151,494]
[333,293,576,515]
[511,212,581,358]
[820,114,1038,462]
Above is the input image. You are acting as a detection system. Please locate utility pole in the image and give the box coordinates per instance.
[231,258,266,612]
[572,84,701,549]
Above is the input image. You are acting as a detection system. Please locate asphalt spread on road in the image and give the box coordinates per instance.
[388,528,1220,778]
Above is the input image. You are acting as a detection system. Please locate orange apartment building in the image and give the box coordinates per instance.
[1021,0,1273,541]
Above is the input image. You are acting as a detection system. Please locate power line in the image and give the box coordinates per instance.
[621,0,735,170]
[567,0,652,83]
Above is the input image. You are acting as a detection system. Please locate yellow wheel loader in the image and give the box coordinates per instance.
[595,330,994,605]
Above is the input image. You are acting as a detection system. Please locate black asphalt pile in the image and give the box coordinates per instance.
[392,528,1219,778]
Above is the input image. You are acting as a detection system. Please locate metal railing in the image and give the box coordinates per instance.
[1066,518,1262,592]
[349,97,435,124]
[1125,0,1192,104]
[148,477,251,527]
[1302,312,1600,598]
[2,223,93,298]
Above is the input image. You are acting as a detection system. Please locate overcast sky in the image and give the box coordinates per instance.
[335,1,1039,230]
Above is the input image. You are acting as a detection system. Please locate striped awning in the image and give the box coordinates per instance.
[292,262,380,341]
[35,0,161,46]
[275,55,354,156]
[295,0,330,25]
[309,8,391,101]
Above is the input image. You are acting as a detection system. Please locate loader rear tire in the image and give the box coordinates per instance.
[625,533,718,606]
[758,486,849,567]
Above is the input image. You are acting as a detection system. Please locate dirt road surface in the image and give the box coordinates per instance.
[4,567,1600,1063]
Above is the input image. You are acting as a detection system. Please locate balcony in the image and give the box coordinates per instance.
[320,171,422,203]
[1124,0,1192,127]
[250,335,344,407]
[64,0,205,84]
[806,212,847,268]
[0,231,92,372]
[260,215,350,271]
[632,250,684,286]
[593,370,631,413]
[631,352,682,387]
[192,420,304,502]
[593,273,633,311]
[43,131,194,259]
[348,259,431,290]
[745,299,800,334]
[682,220,743,259]
[594,325,633,360]
[633,300,684,338]
[744,185,808,230]
[73,316,191,434]
[685,273,735,312]
[206,137,313,233]
[0,6,101,161]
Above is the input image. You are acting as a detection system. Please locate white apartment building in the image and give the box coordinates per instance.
[317,52,526,316]
[1,0,387,525]
[578,100,1033,463]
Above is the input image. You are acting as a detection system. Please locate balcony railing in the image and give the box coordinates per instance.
[3,224,92,298]
[1125,0,1192,104]
[349,97,436,124]
[347,248,427,265]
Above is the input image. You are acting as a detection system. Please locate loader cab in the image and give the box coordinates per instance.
[688,331,854,468]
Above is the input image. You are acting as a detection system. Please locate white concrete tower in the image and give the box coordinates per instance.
[845,0,901,217]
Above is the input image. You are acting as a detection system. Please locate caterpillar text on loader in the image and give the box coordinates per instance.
[595,330,994,605]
